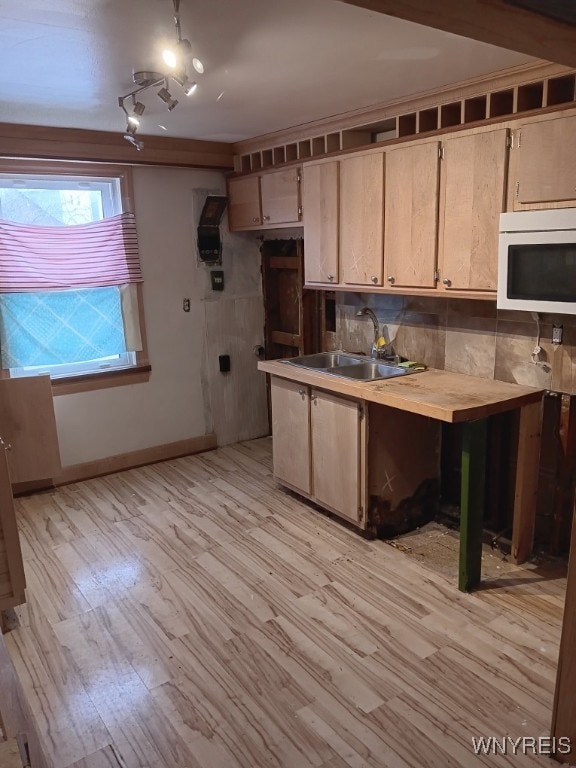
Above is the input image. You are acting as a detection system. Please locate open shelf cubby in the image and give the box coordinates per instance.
[298,140,311,159]
[261,149,274,169]
[464,95,488,123]
[547,74,576,106]
[489,89,514,118]
[273,147,285,165]
[311,136,326,156]
[250,152,262,171]
[517,82,544,113]
[326,132,341,153]
[419,108,439,133]
[285,143,298,162]
[440,102,462,128]
[398,112,417,138]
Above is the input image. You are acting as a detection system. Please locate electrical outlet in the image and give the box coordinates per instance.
[553,324,563,345]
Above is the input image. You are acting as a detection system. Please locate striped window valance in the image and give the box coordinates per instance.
[0,212,143,292]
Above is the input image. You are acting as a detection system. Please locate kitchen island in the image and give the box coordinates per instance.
[259,358,544,591]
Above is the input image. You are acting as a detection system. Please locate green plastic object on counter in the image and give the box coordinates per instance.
[397,361,427,371]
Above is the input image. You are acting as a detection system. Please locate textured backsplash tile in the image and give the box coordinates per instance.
[334,292,576,393]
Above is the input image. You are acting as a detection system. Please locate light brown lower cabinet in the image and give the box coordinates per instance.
[270,376,440,532]
[270,377,312,495]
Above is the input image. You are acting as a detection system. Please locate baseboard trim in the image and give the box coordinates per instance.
[13,434,217,494]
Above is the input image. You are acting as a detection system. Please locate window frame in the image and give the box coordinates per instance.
[0,160,150,395]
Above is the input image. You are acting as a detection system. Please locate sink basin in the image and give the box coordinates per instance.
[286,352,364,369]
[330,362,410,381]
[282,351,421,381]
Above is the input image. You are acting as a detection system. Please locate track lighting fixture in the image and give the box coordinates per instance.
[116,0,205,149]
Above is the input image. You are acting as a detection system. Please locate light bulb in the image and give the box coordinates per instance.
[162,48,178,68]
[127,115,140,126]
[192,57,204,74]
[184,81,197,96]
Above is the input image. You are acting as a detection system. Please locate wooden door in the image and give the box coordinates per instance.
[227,176,261,229]
[384,142,439,289]
[340,153,384,286]
[311,390,365,526]
[438,128,508,292]
[514,115,576,208]
[270,377,311,494]
[260,168,301,225]
[261,239,320,360]
[0,442,26,612]
[303,162,339,284]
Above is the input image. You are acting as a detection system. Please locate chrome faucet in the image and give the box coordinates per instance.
[356,307,382,359]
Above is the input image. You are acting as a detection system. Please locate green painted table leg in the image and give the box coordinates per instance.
[459,418,488,592]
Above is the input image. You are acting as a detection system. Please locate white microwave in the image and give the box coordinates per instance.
[498,209,576,314]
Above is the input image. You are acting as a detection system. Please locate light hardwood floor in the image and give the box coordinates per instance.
[4,438,568,768]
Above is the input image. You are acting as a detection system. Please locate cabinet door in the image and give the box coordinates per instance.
[311,390,365,525]
[270,377,311,494]
[340,153,384,286]
[438,129,508,292]
[303,162,339,284]
[514,116,576,207]
[384,142,439,289]
[228,176,261,230]
[261,168,301,225]
[0,443,26,611]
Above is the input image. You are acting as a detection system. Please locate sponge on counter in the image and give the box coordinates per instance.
[397,360,427,371]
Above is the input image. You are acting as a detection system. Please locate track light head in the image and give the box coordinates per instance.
[172,73,198,96]
[132,100,146,116]
[124,134,144,151]
[157,87,179,111]
[192,57,204,74]
[127,115,140,127]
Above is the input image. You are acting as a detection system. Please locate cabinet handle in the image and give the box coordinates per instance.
[310,394,317,403]
[298,389,306,397]
[370,275,379,284]
[387,275,395,284]
[252,216,260,223]
[443,278,452,287]
[327,274,334,281]
[262,215,270,222]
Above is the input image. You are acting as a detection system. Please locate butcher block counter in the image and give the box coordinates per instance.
[259,359,544,591]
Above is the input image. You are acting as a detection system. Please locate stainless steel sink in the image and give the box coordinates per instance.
[330,362,410,381]
[286,352,364,369]
[283,352,417,381]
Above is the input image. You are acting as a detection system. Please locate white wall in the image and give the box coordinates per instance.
[53,166,268,467]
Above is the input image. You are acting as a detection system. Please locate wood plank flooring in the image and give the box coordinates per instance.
[4,437,568,768]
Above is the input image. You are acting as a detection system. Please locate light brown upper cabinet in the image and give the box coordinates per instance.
[438,128,509,292]
[227,168,301,231]
[228,176,262,229]
[302,161,339,285]
[260,167,301,225]
[340,153,384,287]
[512,115,576,209]
[384,142,440,289]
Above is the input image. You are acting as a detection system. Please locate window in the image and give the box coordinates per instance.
[0,163,148,391]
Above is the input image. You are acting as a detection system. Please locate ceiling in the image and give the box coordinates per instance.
[0,0,534,143]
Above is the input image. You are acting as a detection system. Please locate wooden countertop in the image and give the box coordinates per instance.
[258,360,544,423]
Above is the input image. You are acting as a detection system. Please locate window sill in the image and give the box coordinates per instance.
[50,363,152,395]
